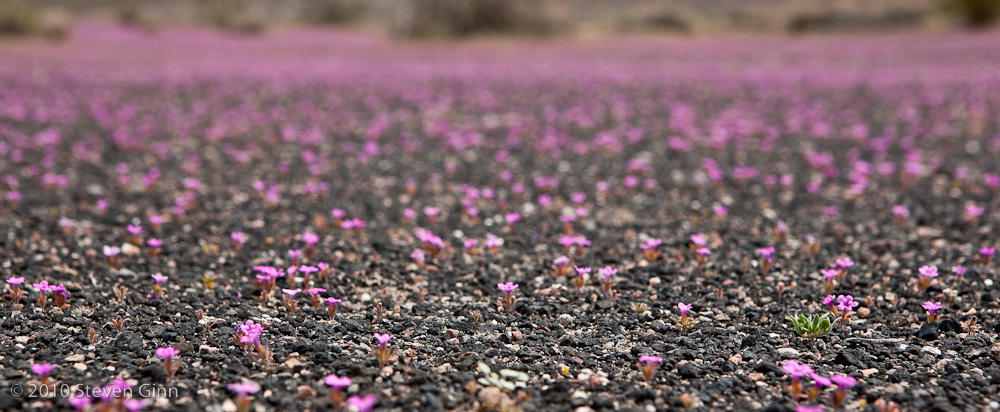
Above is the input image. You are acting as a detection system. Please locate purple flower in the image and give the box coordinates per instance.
[156,347,180,359]
[922,301,942,313]
[829,374,856,388]
[836,295,859,312]
[7,276,25,285]
[823,295,836,306]
[918,265,938,278]
[228,381,260,396]
[231,232,246,244]
[640,238,662,251]
[574,266,591,276]
[980,246,996,256]
[598,266,617,280]
[638,355,663,364]
[303,232,319,245]
[32,280,53,292]
[954,266,966,276]
[123,398,148,412]
[781,360,813,379]
[821,269,838,281]
[834,258,854,269]
[31,363,56,376]
[282,288,302,297]
[150,273,168,285]
[324,374,352,390]
[497,282,519,294]
[810,373,831,388]
[553,256,570,266]
[68,394,92,410]
[690,233,707,246]
[288,249,302,259]
[325,297,342,306]
[677,302,693,316]
[374,333,393,348]
[347,394,377,412]
[892,205,909,217]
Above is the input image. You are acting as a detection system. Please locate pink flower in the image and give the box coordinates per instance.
[282,288,302,297]
[821,269,838,281]
[325,297,342,306]
[638,355,663,364]
[677,302,692,316]
[123,399,148,412]
[410,249,425,262]
[103,245,121,257]
[759,247,775,258]
[640,238,662,251]
[966,204,984,217]
[347,394,377,412]
[918,265,938,278]
[892,205,909,217]
[156,347,180,359]
[288,249,302,259]
[922,301,942,313]
[497,282,519,294]
[574,266,591,276]
[127,225,143,235]
[980,246,996,256]
[331,209,346,219]
[823,295,836,306]
[696,248,711,256]
[31,363,56,376]
[227,381,260,396]
[829,374,856,388]
[954,266,966,276]
[505,213,521,224]
[553,256,570,266]
[374,333,393,347]
[811,373,831,388]
[231,232,247,244]
[303,232,319,245]
[7,276,25,285]
[464,239,478,249]
[796,406,825,412]
[598,266,617,280]
[324,374,352,390]
[151,273,168,285]
[146,238,162,247]
[68,394,92,410]
[835,258,854,269]
[781,360,813,379]
[836,295,859,312]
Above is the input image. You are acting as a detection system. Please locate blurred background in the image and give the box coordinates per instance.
[2,0,999,41]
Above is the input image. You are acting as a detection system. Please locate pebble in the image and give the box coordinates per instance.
[65,354,85,362]
[921,346,942,356]
[775,347,800,358]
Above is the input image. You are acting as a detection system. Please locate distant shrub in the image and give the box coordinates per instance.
[305,0,367,26]
[0,0,43,36]
[0,0,68,39]
[204,0,268,34]
[943,0,1000,27]
[787,9,928,33]
[391,0,560,39]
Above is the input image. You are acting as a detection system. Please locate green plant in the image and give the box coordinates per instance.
[942,0,1000,27]
[477,362,528,392]
[786,314,838,339]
